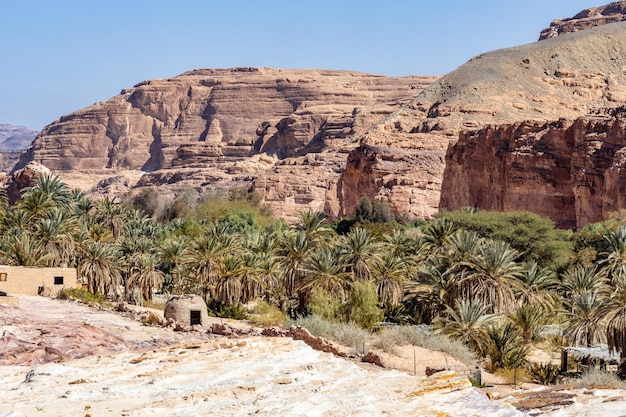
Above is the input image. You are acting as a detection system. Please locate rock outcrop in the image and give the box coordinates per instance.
[440,110,626,229]
[5,161,51,204]
[16,68,435,219]
[539,2,626,40]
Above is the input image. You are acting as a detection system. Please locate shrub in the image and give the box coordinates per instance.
[308,288,342,322]
[141,312,162,326]
[374,326,476,365]
[569,368,626,389]
[528,362,562,385]
[207,300,248,320]
[343,280,383,330]
[57,287,110,307]
[249,301,287,327]
[292,315,370,353]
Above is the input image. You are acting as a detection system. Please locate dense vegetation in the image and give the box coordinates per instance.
[4,176,626,377]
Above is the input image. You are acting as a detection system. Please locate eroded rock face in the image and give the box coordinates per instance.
[440,110,626,229]
[539,2,626,40]
[16,68,435,219]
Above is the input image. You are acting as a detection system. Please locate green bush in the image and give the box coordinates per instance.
[436,210,572,269]
[249,301,287,327]
[308,288,342,322]
[343,280,383,330]
[528,362,562,385]
[57,287,110,307]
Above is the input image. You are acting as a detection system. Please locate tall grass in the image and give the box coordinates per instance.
[293,315,476,364]
[568,368,626,390]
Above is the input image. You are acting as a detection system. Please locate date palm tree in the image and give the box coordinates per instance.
[213,255,245,304]
[340,227,380,281]
[277,230,312,297]
[78,241,122,298]
[457,240,525,314]
[300,246,350,302]
[371,253,407,306]
[126,253,164,303]
[564,289,605,347]
[437,298,493,354]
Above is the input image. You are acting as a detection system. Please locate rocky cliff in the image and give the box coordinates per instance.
[440,111,626,229]
[539,1,626,40]
[16,68,435,219]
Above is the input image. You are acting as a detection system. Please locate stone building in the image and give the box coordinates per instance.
[0,265,78,296]
[164,294,210,327]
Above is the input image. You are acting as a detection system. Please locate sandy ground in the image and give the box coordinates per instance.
[2,296,626,416]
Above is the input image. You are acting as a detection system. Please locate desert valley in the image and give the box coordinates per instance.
[6,2,626,417]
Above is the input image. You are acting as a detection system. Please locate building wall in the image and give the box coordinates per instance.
[0,266,79,296]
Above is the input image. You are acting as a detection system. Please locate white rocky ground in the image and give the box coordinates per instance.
[1,296,626,416]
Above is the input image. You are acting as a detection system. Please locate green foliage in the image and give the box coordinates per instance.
[308,287,343,322]
[437,209,572,269]
[355,196,392,223]
[343,280,384,329]
[189,195,273,232]
[527,362,562,385]
[57,287,110,307]
[249,301,287,327]
[207,300,249,320]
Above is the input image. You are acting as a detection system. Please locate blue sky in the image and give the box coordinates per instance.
[1,0,595,130]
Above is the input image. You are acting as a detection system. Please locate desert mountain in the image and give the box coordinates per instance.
[0,124,37,173]
[14,3,626,227]
[14,68,436,219]
[0,124,37,152]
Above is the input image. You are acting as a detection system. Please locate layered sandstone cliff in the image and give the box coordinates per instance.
[440,111,626,229]
[16,68,435,219]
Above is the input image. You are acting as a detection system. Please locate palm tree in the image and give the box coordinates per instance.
[187,235,229,302]
[600,287,626,358]
[159,236,190,294]
[421,217,458,254]
[340,227,380,281]
[517,261,560,310]
[300,246,350,302]
[508,304,549,343]
[437,298,493,354]
[296,211,332,242]
[560,265,609,303]
[564,289,605,347]
[405,256,458,322]
[601,226,626,284]
[0,232,52,266]
[484,321,529,375]
[457,240,525,314]
[213,255,245,304]
[77,241,122,298]
[277,230,312,297]
[34,207,78,267]
[126,253,164,303]
[371,253,407,306]
[95,197,127,239]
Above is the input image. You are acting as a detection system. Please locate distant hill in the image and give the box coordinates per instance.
[0,124,37,152]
